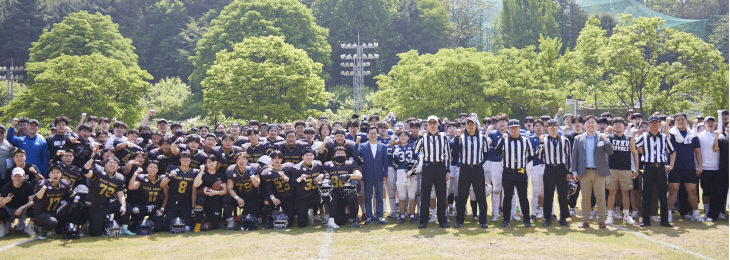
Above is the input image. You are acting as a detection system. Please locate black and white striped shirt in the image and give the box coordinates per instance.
[415,131,451,163]
[537,135,572,166]
[452,133,490,165]
[634,131,675,163]
[495,135,535,169]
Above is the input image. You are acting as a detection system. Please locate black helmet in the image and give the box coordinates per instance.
[170,217,187,234]
[568,180,578,196]
[241,214,259,231]
[104,214,122,238]
[272,210,288,230]
[137,218,155,235]
[318,178,333,198]
[64,223,80,239]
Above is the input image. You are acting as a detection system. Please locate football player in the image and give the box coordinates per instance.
[323,146,362,228]
[193,155,227,231]
[260,151,295,228]
[225,152,261,229]
[32,165,75,239]
[290,148,325,227]
[128,160,167,233]
[161,151,200,232]
[83,157,132,236]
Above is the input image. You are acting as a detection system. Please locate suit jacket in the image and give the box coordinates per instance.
[571,132,613,177]
[356,142,388,182]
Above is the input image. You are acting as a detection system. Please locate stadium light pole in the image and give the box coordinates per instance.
[0,58,25,105]
[339,33,378,114]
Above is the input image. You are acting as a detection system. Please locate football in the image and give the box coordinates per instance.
[211,180,224,191]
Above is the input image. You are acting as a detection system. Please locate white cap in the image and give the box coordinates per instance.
[427,115,439,122]
[11,167,24,176]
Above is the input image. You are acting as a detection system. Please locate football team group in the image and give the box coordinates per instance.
[0,108,726,240]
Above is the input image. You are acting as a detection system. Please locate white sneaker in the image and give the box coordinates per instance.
[569,208,576,218]
[472,216,479,222]
[613,210,622,219]
[631,211,638,219]
[536,209,544,219]
[590,210,597,220]
[326,218,339,229]
[24,221,35,236]
[692,212,704,222]
[491,215,500,222]
[511,214,521,221]
[719,212,727,220]
[623,214,636,225]
[428,214,437,223]
[704,217,715,222]
[225,219,235,230]
[605,215,614,225]
[667,212,673,223]
[650,216,660,223]
[0,222,6,237]
[682,214,692,220]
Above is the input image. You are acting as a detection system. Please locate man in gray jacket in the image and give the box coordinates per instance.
[571,115,613,229]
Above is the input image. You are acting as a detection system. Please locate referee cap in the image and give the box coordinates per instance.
[508,119,520,127]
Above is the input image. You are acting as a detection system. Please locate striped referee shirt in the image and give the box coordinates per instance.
[634,131,675,163]
[451,133,490,165]
[537,135,572,166]
[415,131,451,163]
[495,135,535,169]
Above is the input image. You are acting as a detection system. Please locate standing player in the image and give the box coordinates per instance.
[193,155,227,231]
[486,114,509,221]
[275,131,308,164]
[161,152,200,232]
[393,131,418,223]
[244,130,272,163]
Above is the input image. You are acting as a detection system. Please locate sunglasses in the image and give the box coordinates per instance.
[427,121,438,125]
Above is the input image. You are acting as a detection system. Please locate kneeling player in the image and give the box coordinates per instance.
[193,155,227,231]
[260,151,295,229]
[323,146,362,228]
[83,157,131,236]
[291,148,325,228]
[128,160,167,233]
[32,165,75,239]
[225,152,261,230]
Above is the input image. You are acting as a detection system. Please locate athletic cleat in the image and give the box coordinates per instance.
[650,216,660,223]
[511,214,521,221]
[605,215,614,225]
[623,215,635,225]
[692,212,704,222]
[570,208,576,218]
[491,215,500,222]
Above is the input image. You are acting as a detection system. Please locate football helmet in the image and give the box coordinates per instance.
[568,180,578,196]
[240,214,258,231]
[272,210,288,230]
[170,217,187,234]
[104,214,122,238]
[137,218,155,235]
[64,223,80,239]
[319,178,333,198]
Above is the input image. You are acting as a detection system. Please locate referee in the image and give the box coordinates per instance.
[415,115,451,229]
[634,115,676,227]
[495,119,535,227]
[537,119,572,227]
[451,116,490,228]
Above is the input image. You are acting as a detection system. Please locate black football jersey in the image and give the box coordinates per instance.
[58,161,84,188]
[322,140,356,162]
[323,161,358,189]
[176,145,209,169]
[211,146,243,171]
[291,160,325,197]
[245,141,273,164]
[148,148,179,173]
[33,179,72,214]
[274,141,309,164]
[87,164,126,206]
[137,174,166,206]
[226,164,261,197]
[261,163,294,197]
[166,166,199,202]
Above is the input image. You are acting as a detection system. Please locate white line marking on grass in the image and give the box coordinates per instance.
[318,227,333,259]
[0,237,38,253]
[610,224,715,260]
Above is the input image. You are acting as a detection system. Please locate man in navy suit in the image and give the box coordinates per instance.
[356,126,388,224]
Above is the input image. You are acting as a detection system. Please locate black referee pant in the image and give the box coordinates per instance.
[642,163,669,224]
[502,168,530,223]
[456,164,487,225]
[543,164,569,221]
[708,168,729,219]
[420,162,448,225]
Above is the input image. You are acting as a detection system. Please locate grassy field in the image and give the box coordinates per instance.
[0,213,726,260]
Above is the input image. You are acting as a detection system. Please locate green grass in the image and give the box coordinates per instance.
[0,215,726,259]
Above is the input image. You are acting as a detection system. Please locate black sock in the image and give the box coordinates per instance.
[470,200,478,215]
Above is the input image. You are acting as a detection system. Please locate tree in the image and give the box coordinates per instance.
[201,36,328,122]
[0,0,45,66]
[2,54,152,124]
[439,0,493,49]
[393,0,451,55]
[28,11,139,66]
[709,14,728,63]
[140,0,189,79]
[499,0,560,49]
[562,16,609,110]
[190,0,331,92]
[555,0,587,51]
[312,0,398,87]
[144,77,192,121]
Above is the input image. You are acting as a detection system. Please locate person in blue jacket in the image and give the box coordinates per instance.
[7,118,49,176]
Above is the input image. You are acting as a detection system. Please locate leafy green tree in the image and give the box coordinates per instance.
[141,0,189,79]
[393,0,450,54]
[0,0,46,65]
[202,36,328,122]
[28,11,139,66]
[190,0,331,92]
[709,14,728,63]
[555,0,587,51]
[499,0,560,49]
[438,0,492,49]
[2,54,152,124]
[144,77,192,120]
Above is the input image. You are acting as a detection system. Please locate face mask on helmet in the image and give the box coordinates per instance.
[64,223,80,239]
[241,214,259,231]
[105,214,122,238]
[272,211,288,230]
[170,217,187,234]
[137,218,155,235]
[334,156,346,164]
[319,178,333,198]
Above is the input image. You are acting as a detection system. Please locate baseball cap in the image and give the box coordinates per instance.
[705,116,716,122]
[11,167,24,176]
[427,115,439,122]
[647,115,661,122]
[547,119,559,126]
[466,116,477,123]
[157,118,168,124]
[394,122,404,128]
[29,119,39,126]
[508,119,520,127]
